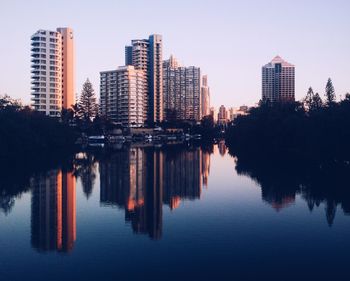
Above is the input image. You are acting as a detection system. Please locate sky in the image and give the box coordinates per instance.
[0,0,349,108]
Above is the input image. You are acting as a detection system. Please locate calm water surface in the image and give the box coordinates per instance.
[1,143,350,280]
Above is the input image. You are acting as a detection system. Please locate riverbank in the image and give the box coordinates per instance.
[225,98,350,163]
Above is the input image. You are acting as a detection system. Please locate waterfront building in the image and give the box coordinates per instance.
[31,28,74,116]
[262,56,295,103]
[100,66,147,127]
[163,56,201,121]
[201,75,210,117]
[125,35,163,124]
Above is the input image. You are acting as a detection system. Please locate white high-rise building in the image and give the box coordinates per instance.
[31,28,75,116]
[100,66,147,127]
[262,56,295,103]
[125,34,163,124]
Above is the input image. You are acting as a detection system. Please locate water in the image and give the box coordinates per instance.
[0,143,350,280]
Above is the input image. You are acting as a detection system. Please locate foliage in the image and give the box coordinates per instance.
[78,79,98,122]
[325,78,336,106]
[0,96,77,158]
[226,79,350,162]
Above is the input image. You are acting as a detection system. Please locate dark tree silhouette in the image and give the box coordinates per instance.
[78,79,98,122]
[304,87,314,111]
[325,78,336,106]
[311,92,323,110]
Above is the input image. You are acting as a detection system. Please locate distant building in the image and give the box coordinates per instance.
[201,75,210,117]
[125,35,163,124]
[100,66,147,127]
[228,105,249,121]
[163,56,201,121]
[31,28,75,116]
[262,56,295,103]
[210,106,217,123]
[218,105,228,124]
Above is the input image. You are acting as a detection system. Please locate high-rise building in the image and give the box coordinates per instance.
[218,105,228,124]
[262,56,295,103]
[100,66,147,127]
[210,106,217,123]
[31,28,74,116]
[201,75,210,117]
[125,34,163,124]
[163,56,201,121]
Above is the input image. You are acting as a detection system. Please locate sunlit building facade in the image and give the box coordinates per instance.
[125,34,163,124]
[163,56,201,121]
[218,105,228,124]
[210,106,217,123]
[262,56,295,103]
[201,75,210,117]
[31,28,74,116]
[100,66,147,127]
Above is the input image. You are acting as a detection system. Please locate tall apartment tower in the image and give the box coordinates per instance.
[201,75,210,117]
[262,56,295,103]
[163,56,201,121]
[125,34,163,124]
[100,66,147,127]
[31,28,74,116]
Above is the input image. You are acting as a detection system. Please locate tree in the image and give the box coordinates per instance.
[304,87,314,111]
[311,92,323,110]
[325,78,336,106]
[78,79,98,122]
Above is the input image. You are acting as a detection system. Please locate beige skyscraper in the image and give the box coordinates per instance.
[201,75,210,117]
[31,27,75,116]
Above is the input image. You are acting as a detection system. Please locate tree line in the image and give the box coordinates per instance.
[226,78,350,162]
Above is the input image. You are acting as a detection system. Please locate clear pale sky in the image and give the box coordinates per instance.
[0,0,349,108]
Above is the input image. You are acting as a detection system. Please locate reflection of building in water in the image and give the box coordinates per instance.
[263,192,296,212]
[162,148,202,209]
[218,141,226,156]
[100,148,163,239]
[31,170,76,252]
[99,146,210,239]
[202,151,210,188]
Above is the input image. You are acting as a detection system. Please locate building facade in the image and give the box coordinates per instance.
[31,28,74,116]
[163,56,201,121]
[262,56,295,103]
[125,34,163,124]
[201,75,210,117]
[100,66,147,127]
[218,105,228,124]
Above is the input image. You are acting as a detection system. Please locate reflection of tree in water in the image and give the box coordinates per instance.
[73,153,97,199]
[235,155,350,226]
[0,167,32,215]
[0,192,15,215]
[0,155,75,216]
